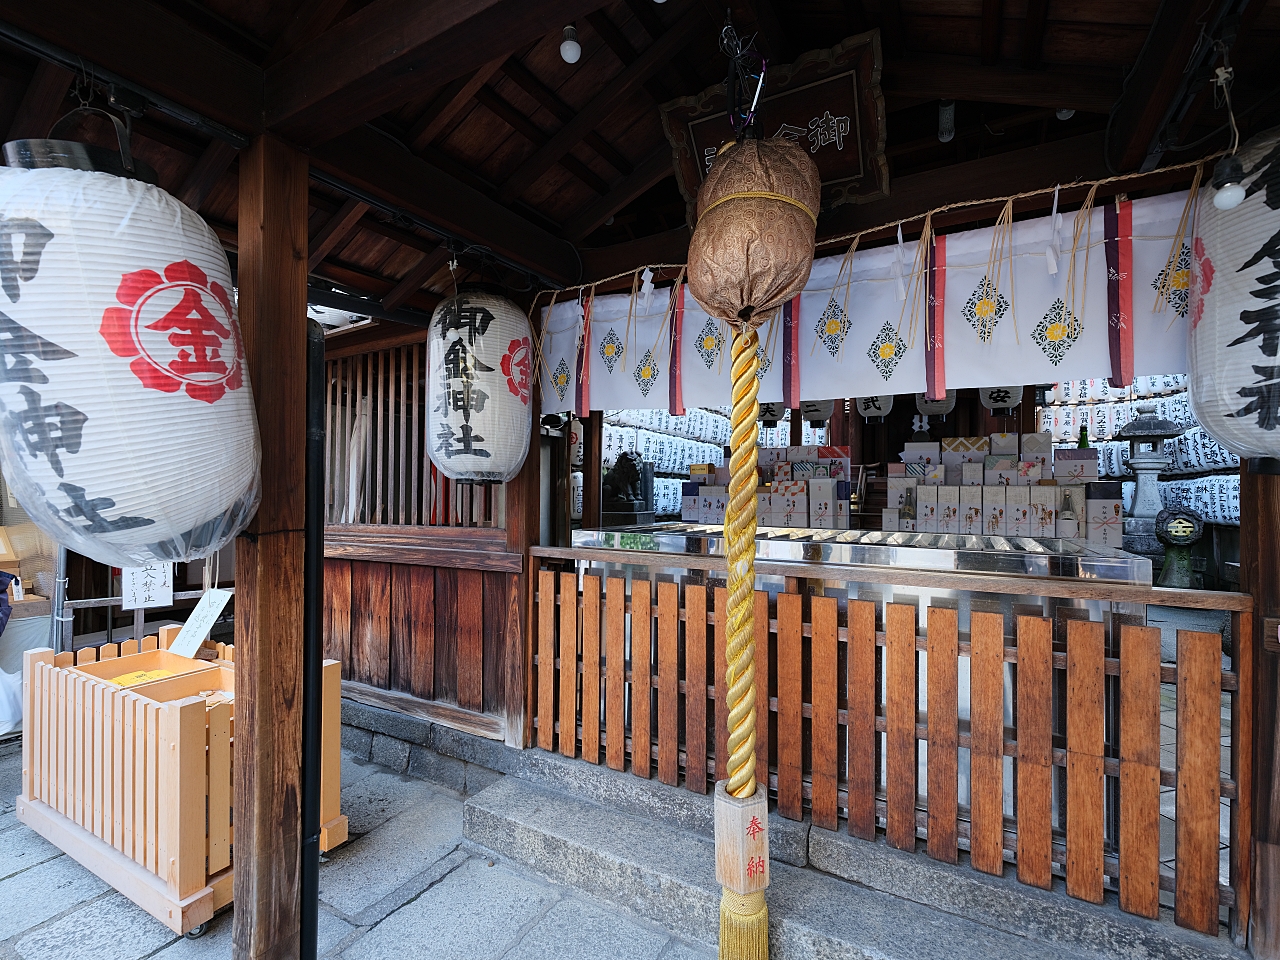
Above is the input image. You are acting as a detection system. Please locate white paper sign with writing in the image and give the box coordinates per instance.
[120,562,174,610]
[168,588,233,658]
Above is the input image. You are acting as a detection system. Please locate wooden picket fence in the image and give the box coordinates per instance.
[531,561,1254,942]
[18,643,346,934]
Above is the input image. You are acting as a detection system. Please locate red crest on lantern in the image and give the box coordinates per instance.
[100,259,244,404]
[501,336,531,404]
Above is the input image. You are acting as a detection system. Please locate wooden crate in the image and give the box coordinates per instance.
[17,646,347,934]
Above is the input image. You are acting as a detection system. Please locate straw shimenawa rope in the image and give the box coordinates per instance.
[720,324,766,959]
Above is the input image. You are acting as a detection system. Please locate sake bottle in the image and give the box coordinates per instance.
[1058,489,1079,539]
[1077,424,1089,448]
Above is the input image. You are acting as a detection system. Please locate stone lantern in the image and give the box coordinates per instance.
[1115,402,1185,556]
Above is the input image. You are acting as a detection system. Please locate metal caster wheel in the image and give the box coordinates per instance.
[184,924,208,940]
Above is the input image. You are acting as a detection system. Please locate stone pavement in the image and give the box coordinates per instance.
[0,736,713,960]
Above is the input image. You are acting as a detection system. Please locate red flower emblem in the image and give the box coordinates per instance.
[100,260,243,404]
[501,336,531,405]
[1189,237,1215,329]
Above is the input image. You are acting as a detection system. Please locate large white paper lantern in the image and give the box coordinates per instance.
[1188,127,1280,467]
[0,165,260,566]
[426,288,532,482]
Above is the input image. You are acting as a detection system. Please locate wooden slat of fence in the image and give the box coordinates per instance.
[886,602,918,852]
[112,685,125,853]
[631,577,652,779]
[755,590,770,791]
[606,578,626,772]
[55,668,66,816]
[847,598,877,840]
[558,572,578,758]
[73,675,84,827]
[657,581,680,786]
[133,697,147,867]
[92,682,104,840]
[1066,618,1105,904]
[1231,609,1254,944]
[1176,629,1222,935]
[581,575,602,765]
[208,700,232,874]
[121,639,139,658]
[1119,624,1161,919]
[714,587,728,782]
[145,701,159,873]
[970,610,1005,875]
[927,606,959,862]
[101,643,119,660]
[811,596,839,832]
[685,584,708,793]
[1016,615,1053,889]
[75,648,94,666]
[537,569,556,752]
[777,591,804,821]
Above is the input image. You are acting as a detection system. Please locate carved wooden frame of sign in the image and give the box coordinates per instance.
[659,29,889,226]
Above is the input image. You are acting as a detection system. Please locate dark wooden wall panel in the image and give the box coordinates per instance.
[457,569,485,712]
[483,572,512,715]
[323,559,352,678]
[350,560,390,688]
[434,567,459,704]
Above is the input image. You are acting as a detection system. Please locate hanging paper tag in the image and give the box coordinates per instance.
[640,267,654,311]
[891,225,907,301]
[168,588,233,658]
[1046,185,1062,275]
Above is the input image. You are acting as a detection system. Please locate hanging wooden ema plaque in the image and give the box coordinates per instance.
[660,30,888,226]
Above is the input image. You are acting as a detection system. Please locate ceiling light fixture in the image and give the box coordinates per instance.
[1213,154,1246,210]
[560,25,581,64]
[1056,108,1075,120]
[937,100,955,143]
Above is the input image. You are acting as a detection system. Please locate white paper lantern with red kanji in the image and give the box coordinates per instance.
[0,165,260,567]
[426,288,532,482]
[1188,126,1280,463]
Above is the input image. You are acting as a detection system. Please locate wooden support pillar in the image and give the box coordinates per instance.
[1241,467,1280,957]
[234,135,309,960]
[583,411,603,527]
[507,386,540,749]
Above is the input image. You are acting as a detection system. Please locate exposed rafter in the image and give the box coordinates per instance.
[407,55,507,151]
[383,246,452,312]
[1021,0,1049,69]
[562,146,675,242]
[498,7,702,204]
[980,0,1003,65]
[499,59,633,175]
[264,0,609,145]
[622,0,703,92]
[265,0,347,65]
[309,125,581,283]
[585,9,671,103]
[307,197,370,272]
[176,139,239,211]
[6,60,73,141]
[881,55,1119,113]
[473,85,611,194]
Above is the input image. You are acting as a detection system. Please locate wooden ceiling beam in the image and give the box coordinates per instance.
[383,246,452,312]
[562,145,675,242]
[307,197,371,272]
[176,139,239,211]
[6,60,74,141]
[499,59,634,176]
[314,260,440,313]
[407,55,507,152]
[1105,0,1233,172]
[878,0,907,54]
[980,0,1003,65]
[624,0,704,92]
[309,125,581,283]
[881,55,1120,114]
[1021,0,1050,69]
[0,0,262,134]
[586,9,672,103]
[265,0,610,145]
[265,0,348,65]
[498,7,702,204]
[306,191,442,255]
[473,86,611,194]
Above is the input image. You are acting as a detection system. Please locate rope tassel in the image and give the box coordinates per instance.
[720,891,768,960]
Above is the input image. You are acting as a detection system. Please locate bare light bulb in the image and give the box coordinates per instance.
[1056,108,1075,120]
[937,100,955,143]
[1212,155,1246,211]
[560,25,581,64]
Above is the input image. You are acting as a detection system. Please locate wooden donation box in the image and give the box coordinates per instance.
[16,636,347,934]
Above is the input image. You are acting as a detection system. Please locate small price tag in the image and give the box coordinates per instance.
[168,588,233,659]
[121,563,174,610]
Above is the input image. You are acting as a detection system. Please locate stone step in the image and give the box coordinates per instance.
[467,753,1247,960]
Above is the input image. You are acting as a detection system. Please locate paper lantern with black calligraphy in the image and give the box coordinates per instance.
[1188,126,1280,466]
[0,165,260,567]
[426,288,532,482]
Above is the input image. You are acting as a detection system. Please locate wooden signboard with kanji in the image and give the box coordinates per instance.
[660,30,889,225]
